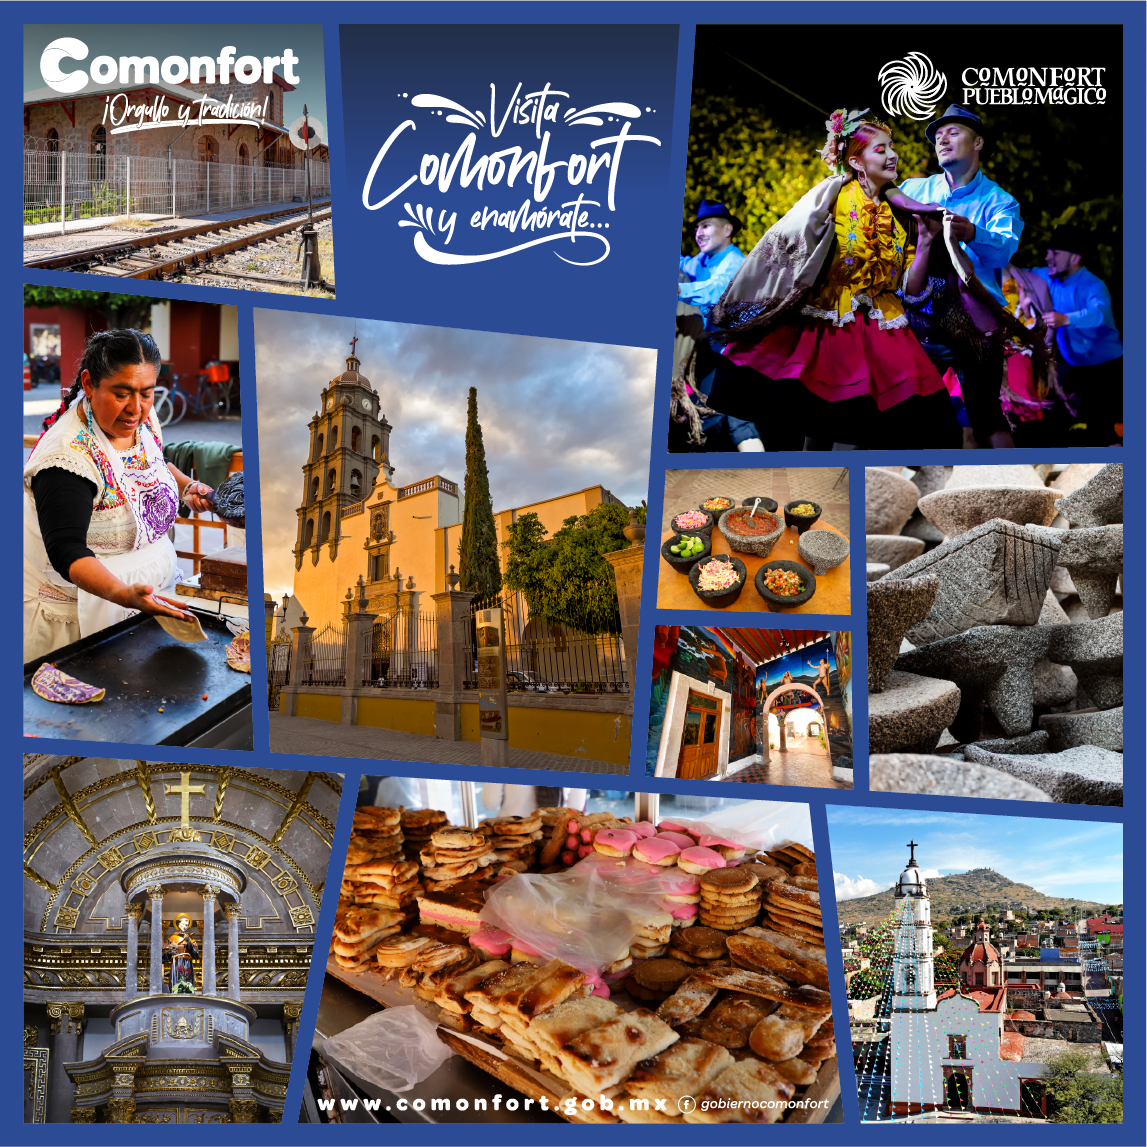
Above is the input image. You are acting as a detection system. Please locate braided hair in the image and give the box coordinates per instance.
[41,328,162,433]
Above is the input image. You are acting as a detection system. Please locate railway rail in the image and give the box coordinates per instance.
[24,201,332,281]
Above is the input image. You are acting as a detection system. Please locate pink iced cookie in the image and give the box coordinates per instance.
[668,903,698,919]
[678,846,726,874]
[656,832,695,849]
[593,829,639,857]
[661,872,700,895]
[628,821,657,838]
[470,925,513,958]
[632,837,681,866]
[657,820,690,833]
[699,834,746,860]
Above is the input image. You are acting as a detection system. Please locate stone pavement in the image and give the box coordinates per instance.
[662,467,850,536]
[268,713,627,773]
[725,746,852,789]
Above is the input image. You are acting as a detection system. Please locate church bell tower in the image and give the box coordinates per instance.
[294,337,392,569]
[891,840,937,1011]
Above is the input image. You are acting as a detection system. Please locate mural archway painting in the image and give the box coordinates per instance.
[760,682,830,766]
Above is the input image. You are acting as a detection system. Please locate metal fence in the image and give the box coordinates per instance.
[360,608,439,689]
[301,622,347,686]
[24,135,331,227]
[466,591,628,694]
[267,633,292,711]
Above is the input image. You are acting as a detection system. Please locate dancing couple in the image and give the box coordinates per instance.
[693,104,1043,451]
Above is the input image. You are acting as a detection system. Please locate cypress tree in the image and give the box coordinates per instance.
[458,387,502,599]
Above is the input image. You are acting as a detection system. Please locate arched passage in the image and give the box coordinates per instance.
[760,681,830,765]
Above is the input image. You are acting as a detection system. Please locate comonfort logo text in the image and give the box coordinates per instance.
[39,36,300,93]
[958,67,1107,105]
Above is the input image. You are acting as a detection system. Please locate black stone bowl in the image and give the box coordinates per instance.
[784,499,822,534]
[661,533,711,573]
[670,509,715,540]
[697,496,735,517]
[741,495,779,513]
[755,559,817,609]
[688,555,747,608]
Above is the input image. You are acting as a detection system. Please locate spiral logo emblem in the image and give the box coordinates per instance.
[879,52,948,121]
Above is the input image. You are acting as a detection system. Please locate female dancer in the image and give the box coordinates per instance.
[709,110,962,449]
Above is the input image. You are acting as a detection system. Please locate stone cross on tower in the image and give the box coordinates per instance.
[165,773,206,843]
[907,840,919,867]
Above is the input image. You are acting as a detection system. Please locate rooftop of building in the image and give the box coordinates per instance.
[937,987,1007,1013]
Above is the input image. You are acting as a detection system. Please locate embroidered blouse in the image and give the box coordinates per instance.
[802,179,913,331]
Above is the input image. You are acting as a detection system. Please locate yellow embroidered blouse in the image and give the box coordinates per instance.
[802,179,913,330]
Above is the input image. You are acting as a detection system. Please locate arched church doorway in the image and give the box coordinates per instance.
[946,1071,970,1110]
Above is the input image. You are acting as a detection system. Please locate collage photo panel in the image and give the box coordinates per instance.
[15,6,1136,1145]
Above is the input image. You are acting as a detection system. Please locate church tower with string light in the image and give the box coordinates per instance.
[891,840,937,1011]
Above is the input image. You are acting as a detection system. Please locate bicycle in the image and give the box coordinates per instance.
[165,361,231,423]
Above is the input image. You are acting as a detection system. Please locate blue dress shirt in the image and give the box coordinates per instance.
[1033,266,1123,366]
[679,243,745,331]
[899,169,1022,307]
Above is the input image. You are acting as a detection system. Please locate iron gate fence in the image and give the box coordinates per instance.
[24,136,331,228]
[302,622,347,686]
[360,608,439,688]
[465,590,627,694]
[267,634,292,710]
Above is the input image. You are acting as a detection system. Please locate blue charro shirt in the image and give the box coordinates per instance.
[1033,266,1123,366]
[899,169,1022,307]
[679,243,745,331]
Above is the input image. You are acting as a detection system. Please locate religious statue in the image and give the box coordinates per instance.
[165,914,199,994]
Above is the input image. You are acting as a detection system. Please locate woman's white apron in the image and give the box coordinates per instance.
[23,399,181,661]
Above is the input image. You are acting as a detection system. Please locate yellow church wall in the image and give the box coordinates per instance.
[458,702,631,765]
[293,692,343,723]
[294,466,618,624]
[432,486,616,594]
[355,695,438,736]
[292,503,370,632]
[388,484,453,606]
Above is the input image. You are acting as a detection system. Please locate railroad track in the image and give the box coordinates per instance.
[24,202,332,281]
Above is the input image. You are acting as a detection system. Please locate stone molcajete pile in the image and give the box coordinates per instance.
[866,464,1123,805]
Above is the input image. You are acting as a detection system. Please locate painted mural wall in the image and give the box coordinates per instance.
[755,637,853,763]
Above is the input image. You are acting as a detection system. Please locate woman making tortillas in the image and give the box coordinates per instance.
[24,329,213,661]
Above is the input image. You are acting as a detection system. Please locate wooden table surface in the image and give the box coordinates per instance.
[657,522,851,615]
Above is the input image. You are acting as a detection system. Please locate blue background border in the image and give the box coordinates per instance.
[12,3,1142,1144]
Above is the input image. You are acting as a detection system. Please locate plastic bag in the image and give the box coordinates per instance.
[478,856,681,978]
[672,799,813,852]
[321,1006,455,1093]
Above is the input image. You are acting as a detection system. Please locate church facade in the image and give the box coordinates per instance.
[887,844,1049,1118]
[289,346,624,634]
[24,756,338,1123]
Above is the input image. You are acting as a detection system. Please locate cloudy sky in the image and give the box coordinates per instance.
[253,310,656,598]
[827,806,1123,905]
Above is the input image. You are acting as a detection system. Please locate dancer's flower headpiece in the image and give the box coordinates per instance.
[820,108,872,173]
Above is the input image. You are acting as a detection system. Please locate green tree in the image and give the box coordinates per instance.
[457,387,501,599]
[1043,1050,1122,1123]
[23,285,166,332]
[502,502,646,636]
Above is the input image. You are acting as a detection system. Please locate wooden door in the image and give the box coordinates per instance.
[678,693,721,779]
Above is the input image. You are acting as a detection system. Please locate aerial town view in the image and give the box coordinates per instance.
[829,806,1122,1124]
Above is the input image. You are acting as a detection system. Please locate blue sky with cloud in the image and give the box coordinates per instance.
[253,309,656,598]
[827,805,1122,904]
